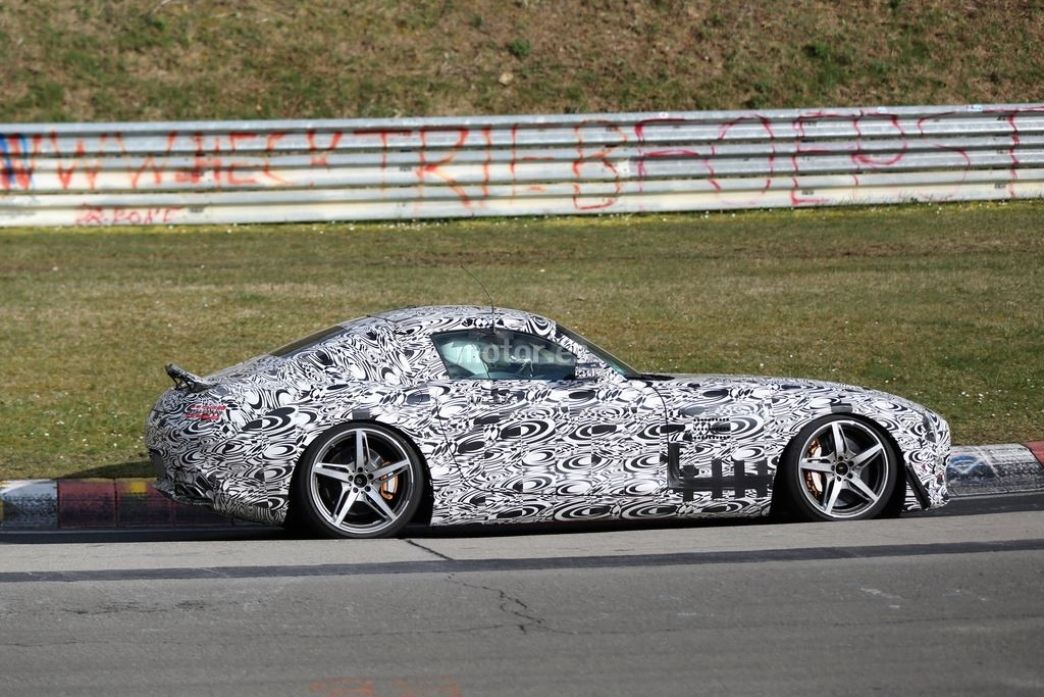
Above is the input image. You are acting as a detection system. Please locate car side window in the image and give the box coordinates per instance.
[432,330,577,381]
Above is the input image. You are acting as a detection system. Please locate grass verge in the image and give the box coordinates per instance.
[1,201,1042,479]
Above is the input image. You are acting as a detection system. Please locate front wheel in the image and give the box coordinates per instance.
[781,416,898,521]
[292,423,426,538]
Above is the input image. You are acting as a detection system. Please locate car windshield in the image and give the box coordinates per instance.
[557,325,641,378]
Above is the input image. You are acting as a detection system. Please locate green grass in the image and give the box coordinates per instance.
[1,203,1042,479]
[2,1,1043,122]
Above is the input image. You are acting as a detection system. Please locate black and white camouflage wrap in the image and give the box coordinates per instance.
[146,306,950,527]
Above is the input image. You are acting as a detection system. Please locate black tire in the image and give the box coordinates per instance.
[291,422,427,539]
[280,502,312,537]
[780,415,898,522]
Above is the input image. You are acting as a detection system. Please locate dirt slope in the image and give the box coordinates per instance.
[2,0,1042,122]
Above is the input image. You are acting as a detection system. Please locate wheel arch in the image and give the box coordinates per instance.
[769,410,908,519]
[286,418,435,529]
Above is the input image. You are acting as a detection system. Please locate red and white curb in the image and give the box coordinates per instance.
[1,443,1042,530]
[0,478,244,530]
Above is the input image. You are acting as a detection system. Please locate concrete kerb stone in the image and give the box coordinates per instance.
[1,442,1042,530]
[945,442,1044,497]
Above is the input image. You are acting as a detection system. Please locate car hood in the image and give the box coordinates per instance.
[652,373,938,416]
[658,373,864,391]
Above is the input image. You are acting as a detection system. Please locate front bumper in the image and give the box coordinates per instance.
[903,413,950,510]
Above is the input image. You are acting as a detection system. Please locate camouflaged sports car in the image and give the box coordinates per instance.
[146,305,950,538]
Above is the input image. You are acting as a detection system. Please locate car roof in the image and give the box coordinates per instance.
[356,305,556,336]
[371,305,543,325]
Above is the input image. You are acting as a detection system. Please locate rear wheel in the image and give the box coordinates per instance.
[782,416,898,521]
[292,423,426,538]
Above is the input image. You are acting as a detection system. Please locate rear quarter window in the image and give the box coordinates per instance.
[270,326,347,358]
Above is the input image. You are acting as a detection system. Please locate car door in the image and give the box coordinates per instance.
[657,379,776,508]
[431,328,665,499]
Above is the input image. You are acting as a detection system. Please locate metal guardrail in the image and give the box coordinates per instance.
[2,103,1043,226]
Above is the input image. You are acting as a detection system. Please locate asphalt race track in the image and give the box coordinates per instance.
[2,494,1042,697]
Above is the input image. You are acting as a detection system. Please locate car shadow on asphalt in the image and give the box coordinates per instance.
[3,493,1040,545]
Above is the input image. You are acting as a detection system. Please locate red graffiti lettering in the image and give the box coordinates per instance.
[307,130,343,167]
[57,133,104,191]
[73,205,182,226]
[480,126,493,198]
[261,131,289,184]
[788,111,838,205]
[131,156,164,189]
[416,127,471,205]
[717,115,777,192]
[74,205,105,225]
[2,134,44,191]
[851,112,907,167]
[572,120,625,210]
[633,118,694,191]
[353,128,413,189]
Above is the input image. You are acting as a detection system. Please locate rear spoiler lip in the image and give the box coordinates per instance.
[165,363,215,393]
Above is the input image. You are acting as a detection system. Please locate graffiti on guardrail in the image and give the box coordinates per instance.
[75,205,184,226]
[2,103,1042,226]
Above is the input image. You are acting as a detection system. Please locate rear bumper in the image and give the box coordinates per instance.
[150,449,281,526]
[152,471,282,526]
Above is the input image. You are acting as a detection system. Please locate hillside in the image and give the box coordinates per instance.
[2,1,1042,123]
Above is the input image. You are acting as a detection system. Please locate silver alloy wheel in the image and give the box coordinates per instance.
[794,419,892,520]
[307,426,418,536]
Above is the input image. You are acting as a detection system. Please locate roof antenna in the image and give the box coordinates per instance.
[459,265,497,329]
